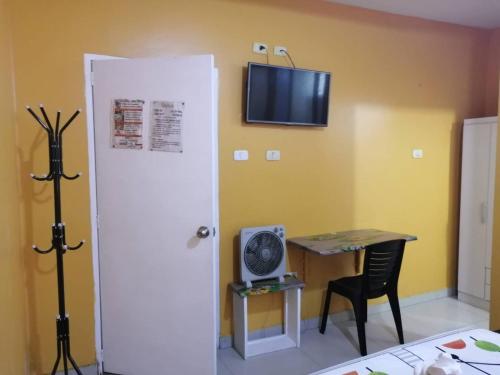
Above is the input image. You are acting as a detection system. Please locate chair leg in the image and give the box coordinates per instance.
[388,290,404,344]
[352,298,367,356]
[362,299,367,323]
[319,285,332,334]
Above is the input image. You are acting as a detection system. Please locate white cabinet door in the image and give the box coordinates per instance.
[458,118,497,299]
[92,55,217,375]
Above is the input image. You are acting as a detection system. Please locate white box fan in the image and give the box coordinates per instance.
[240,225,286,288]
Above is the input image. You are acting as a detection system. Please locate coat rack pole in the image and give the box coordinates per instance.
[27,105,84,375]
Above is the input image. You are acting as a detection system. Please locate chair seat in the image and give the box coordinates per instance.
[330,275,388,299]
[329,275,363,298]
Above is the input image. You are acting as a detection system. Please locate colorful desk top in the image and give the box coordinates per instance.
[230,274,305,298]
[311,328,500,375]
[287,229,418,256]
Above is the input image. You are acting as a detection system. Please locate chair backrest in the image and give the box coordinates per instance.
[362,239,406,298]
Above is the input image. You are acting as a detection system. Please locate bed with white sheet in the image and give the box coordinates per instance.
[311,328,500,375]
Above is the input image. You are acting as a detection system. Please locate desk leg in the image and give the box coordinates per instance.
[232,292,248,359]
[285,288,301,347]
[302,251,307,283]
[355,251,361,274]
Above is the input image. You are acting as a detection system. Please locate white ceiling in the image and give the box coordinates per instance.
[327,0,500,29]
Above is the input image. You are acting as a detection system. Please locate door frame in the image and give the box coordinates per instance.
[83,53,220,374]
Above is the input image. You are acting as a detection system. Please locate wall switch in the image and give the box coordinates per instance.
[266,150,280,161]
[274,46,287,56]
[412,149,424,159]
[234,150,249,161]
[253,42,268,55]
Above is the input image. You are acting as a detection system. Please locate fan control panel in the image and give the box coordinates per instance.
[274,226,284,237]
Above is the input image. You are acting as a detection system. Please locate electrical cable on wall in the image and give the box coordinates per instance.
[258,44,269,64]
[281,49,296,69]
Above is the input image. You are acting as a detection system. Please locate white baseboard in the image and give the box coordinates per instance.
[56,364,97,375]
[51,289,457,364]
[457,291,490,311]
[219,288,456,349]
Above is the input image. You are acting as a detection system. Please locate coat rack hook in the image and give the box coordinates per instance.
[55,110,61,135]
[60,109,81,135]
[32,244,55,254]
[26,106,51,134]
[39,104,54,133]
[30,172,53,181]
[65,240,85,251]
[62,172,82,180]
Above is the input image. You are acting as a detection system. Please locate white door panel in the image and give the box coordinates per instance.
[458,121,495,299]
[93,55,217,375]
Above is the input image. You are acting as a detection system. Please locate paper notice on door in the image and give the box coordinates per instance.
[111,99,145,150]
[150,101,185,153]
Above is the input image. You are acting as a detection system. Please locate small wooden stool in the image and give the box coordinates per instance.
[230,275,305,359]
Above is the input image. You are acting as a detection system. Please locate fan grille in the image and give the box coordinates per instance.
[244,231,284,276]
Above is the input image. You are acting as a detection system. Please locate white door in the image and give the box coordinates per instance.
[92,55,217,375]
[458,118,497,300]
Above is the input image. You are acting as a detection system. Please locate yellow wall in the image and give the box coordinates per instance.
[6,0,493,371]
[485,29,500,116]
[489,28,500,330]
[0,0,28,373]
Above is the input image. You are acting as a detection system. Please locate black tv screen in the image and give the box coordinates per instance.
[246,63,331,126]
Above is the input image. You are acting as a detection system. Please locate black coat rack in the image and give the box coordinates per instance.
[27,105,84,375]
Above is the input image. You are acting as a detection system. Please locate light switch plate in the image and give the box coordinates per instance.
[266,150,280,161]
[234,150,249,161]
[412,149,424,159]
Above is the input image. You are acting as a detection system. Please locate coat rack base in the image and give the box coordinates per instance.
[51,315,82,375]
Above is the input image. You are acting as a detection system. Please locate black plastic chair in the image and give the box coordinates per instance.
[319,239,406,356]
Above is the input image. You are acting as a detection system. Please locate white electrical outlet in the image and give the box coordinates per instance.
[253,42,268,55]
[266,150,280,161]
[412,149,424,159]
[234,150,249,161]
[274,46,287,56]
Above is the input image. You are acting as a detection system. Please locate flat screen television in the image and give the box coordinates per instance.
[246,62,331,127]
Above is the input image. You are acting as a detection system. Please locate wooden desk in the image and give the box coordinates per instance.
[287,229,417,255]
[287,229,417,276]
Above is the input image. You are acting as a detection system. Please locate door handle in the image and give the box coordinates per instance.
[197,226,210,239]
[481,202,488,224]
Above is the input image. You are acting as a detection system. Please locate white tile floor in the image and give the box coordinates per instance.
[217,297,489,375]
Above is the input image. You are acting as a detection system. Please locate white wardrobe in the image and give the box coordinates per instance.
[458,116,498,311]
